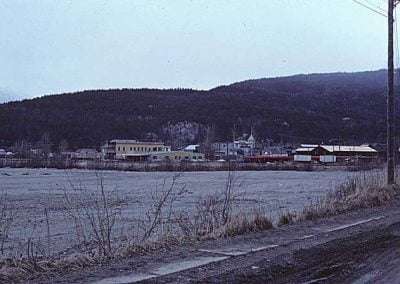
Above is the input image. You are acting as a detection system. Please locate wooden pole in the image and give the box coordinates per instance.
[388,0,395,184]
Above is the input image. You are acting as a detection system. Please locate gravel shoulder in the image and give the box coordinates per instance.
[31,201,400,283]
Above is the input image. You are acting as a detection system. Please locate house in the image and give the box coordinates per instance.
[263,146,289,157]
[212,142,235,157]
[74,149,100,160]
[0,149,6,157]
[60,149,100,160]
[212,133,257,159]
[61,151,75,159]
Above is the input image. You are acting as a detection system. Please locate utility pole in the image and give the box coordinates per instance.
[387,0,400,184]
[232,124,236,143]
[280,133,283,163]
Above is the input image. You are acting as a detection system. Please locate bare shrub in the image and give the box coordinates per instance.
[61,173,123,258]
[221,169,244,224]
[139,172,187,243]
[176,169,245,238]
[0,193,15,256]
[175,170,273,239]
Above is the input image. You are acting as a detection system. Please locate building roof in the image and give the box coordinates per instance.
[76,148,98,153]
[184,144,199,151]
[123,150,203,157]
[247,134,255,142]
[296,147,314,152]
[264,146,284,155]
[300,144,319,148]
[297,145,377,153]
[110,139,164,145]
[320,145,377,153]
[361,143,387,152]
[110,139,137,144]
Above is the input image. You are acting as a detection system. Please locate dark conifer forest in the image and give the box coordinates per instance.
[0,70,398,149]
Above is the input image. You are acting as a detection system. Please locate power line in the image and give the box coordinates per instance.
[352,0,388,17]
[363,0,387,13]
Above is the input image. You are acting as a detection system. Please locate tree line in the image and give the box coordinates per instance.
[0,70,398,150]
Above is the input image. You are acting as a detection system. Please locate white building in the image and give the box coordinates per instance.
[0,149,6,157]
[212,132,256,158]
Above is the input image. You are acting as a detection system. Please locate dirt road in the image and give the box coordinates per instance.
[33,202,400,283]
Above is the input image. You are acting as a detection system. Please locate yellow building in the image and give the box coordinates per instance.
[149,151,204,162]
[101,139,204,162]
[113,140,170,159]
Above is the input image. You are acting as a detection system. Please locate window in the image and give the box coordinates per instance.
[175,156,178,159]
[123,147,125,151]
[141,147,143,151]
[153,147,157,151]
[193,156,197,159]
[158,147,162,151]
[130,147,132,151]
[153,156,157,160]
[185,156,189,159]
[118,146,120,151]
[134,147,136,151]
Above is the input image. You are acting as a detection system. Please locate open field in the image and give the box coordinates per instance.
[0,168,356,257]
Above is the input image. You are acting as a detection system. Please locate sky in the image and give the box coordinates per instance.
[0,0,391,102]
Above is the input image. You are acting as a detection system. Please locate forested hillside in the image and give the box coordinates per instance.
[0,70,397,149]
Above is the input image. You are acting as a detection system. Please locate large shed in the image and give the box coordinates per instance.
[298,145,378,157]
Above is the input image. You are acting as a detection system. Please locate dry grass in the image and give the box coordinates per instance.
[302,171,400,220]
[223,213,273,237]
[278,211,296,226]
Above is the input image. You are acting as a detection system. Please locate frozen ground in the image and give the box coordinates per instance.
[0,168,356,257]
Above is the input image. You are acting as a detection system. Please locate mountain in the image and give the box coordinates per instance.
[0,70,397,149]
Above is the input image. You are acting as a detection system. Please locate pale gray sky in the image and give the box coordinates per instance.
[0,0,390,102]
